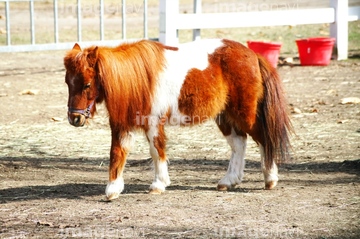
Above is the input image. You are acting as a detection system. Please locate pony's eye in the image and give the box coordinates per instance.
[83,83,91,90]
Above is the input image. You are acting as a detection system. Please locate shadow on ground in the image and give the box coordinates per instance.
[1,156,359,203]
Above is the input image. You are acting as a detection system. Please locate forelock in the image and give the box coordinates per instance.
[64,49,89,74]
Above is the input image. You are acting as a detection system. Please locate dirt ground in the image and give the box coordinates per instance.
[0,44,359,239]
[0,1,360,237]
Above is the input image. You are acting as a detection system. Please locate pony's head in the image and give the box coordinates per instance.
[64,43,102,127]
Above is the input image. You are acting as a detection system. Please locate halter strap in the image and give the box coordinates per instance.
[68,98,96,118]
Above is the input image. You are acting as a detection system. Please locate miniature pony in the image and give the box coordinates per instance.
[64,39,293,200]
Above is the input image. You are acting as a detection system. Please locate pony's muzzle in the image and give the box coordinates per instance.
[68,112,86,127]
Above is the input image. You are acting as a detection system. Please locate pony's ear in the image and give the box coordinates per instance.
[72,43,81,51]
[87,46,98,67]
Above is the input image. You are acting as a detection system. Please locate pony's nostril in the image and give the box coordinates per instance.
[74,116,80,125]
[71,115,86,127]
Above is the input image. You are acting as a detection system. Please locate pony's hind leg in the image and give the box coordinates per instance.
[106,131,135,200]
[216,117,247,191]
[146,123,171,194]
[260,145,278,189]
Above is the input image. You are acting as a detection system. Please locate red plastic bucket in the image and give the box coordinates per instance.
[247,41,282,68]
[296,37,335,66]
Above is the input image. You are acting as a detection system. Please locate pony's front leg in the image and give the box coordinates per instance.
[146,123,170,194]
[260,145,278,190]
[105,131,134,200]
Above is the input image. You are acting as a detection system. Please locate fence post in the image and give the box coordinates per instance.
[5,0,10,45]
[122,0,126,40]
[192,0,202,41]
[77,0,82,42]
[54,0,59,43]
[143,0,148,39]
[330,0,348,60]
[159,0,179,45]
[30,0,35,44]
[99,0,104,40]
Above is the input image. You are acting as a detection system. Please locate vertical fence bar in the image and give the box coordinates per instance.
[77,0,82,42]
[330,0,348,60]
[30,0,35,44]
[159,0,179,45]
[143,0,148,39]
[192,0,201,41]
[99,0,104,40]
[54,0,59,43]
[5,0,10,45]
[122,0,126,40]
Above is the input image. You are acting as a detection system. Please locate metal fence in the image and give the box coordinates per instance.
[0,0,149,52]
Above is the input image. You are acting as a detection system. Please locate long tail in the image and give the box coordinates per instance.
[257,54,294,169]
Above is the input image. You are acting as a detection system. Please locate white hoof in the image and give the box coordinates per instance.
[264,173,278,184]
[264,173,278,190]
[149,180,168,194]
[105,177,124,200]
[263,163,279,190]
[159,175,171,187]
[217,172,243,190]
[265,180,278,190]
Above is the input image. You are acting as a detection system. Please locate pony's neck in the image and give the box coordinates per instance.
[95,40,167,127]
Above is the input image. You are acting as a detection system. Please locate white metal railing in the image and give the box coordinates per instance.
[1,0,360,59]
[0,0,149,52]
[159,0,360,60]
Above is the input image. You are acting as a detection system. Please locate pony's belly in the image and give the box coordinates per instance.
[165,110,210,126]
[166,111,191,126]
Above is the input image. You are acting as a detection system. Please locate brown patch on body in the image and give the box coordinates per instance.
[178,55,228,125]
[152,124,167,161]
[109,145,128,182]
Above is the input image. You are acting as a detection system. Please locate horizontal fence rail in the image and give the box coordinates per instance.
[0,0,149,52]
[1,0,360,59]
[348,5,360,21]
[175,8,336,29]
[159,0,360,60]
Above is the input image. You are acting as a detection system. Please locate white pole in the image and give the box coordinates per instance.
[144,0,148,39]
[192,0,202,41]
[54,0,59,43]
[330,0,348,60]
[5,0,10,45]
[100,0,104,41]
[159,0,179,45]
[122,0,126,40]
[30,0,35,44]
[77,0,82,42]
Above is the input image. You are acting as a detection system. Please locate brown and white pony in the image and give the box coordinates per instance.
[64,39,293,200]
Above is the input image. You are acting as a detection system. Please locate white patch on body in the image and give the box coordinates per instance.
[150,39,225,124]
[218,128,247,187]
